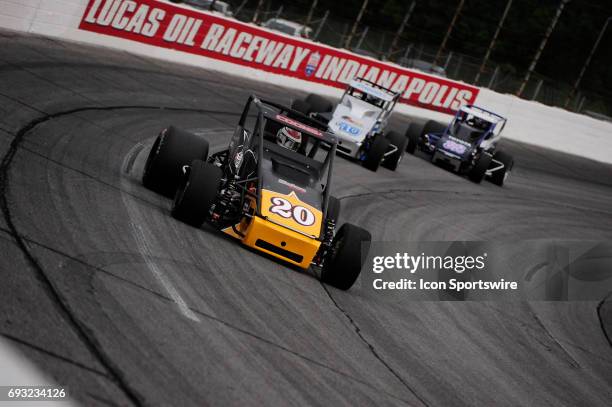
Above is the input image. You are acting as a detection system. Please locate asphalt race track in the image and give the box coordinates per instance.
[1,31,612,406]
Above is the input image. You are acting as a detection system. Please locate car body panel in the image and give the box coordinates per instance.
[221,190,322,269]
[420,105,507,173]
[260,189,323,238]
[328,100,378,157]
[243,216,321,268]
[327,78,399,159]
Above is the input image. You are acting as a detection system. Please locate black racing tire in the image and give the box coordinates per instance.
[305,93,333,113]
[321,223,372,290]
[489,150,514,187]
[291,99,311,115]
[468,152,493,184]
[362,136,391,172]
[381,130,408,171]
[171,160,222,227]
[421,120,446,138]
[142,126,209,197]
[405,122,423,154]
[326,195,341,224]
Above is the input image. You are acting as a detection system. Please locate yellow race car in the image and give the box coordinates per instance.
[142,96,371,290]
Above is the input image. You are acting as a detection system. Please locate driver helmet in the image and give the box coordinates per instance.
[365,94,378,105]
[276,127,302,152]
[473,117,489,130]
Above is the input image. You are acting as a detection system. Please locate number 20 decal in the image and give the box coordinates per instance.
[269,197,316,226]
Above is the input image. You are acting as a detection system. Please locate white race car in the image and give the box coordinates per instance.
[292,78,409,171]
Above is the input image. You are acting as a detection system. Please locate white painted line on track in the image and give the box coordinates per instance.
[129,220,201,322]
[120,142,201,322]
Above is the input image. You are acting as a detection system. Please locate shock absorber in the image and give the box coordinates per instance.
[313,219,336,267]
[324,219,336,245]
[210,179,242,227]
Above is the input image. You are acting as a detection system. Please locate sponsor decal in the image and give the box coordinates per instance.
[337,121,361,136]
[275,114,323,137]
[233,150,244,168]
[79,0,479,114]
[269,196,316,226]
[449,135,471,146]
[350,80,394,101]
[305,51,320,77]
[278,178,307,194]
[442,139,467,154]
[261,190,322,236]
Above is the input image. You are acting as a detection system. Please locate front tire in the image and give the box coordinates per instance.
[321,223,372,290]
[362,136,390,172]
[468,152,493,184]
[142,126,209,197]
[422,120,446,137]
[489,150,514,186]
[171,160,222,227]
[381,131,408,171]
[305,93,333,113]
[405,122,422,154]
[291,99,311,115]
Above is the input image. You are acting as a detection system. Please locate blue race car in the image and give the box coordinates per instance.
[406,105,514,186]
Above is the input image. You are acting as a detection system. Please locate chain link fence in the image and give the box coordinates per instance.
[196,0,612,120]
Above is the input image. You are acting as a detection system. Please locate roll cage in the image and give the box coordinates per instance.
[443,105,507,147]
[211,95,337,240]
[340,77,400,128]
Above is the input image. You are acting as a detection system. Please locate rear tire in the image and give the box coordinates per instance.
[142,126,209,197]
[291,99,311,115]
[421,120,446,138]
[489,150,514,186]
[362,136,390,172]
[405,122,422,154]
[468,152,493,183]
[171,160,222,227]
[305,93,333,113]
[381,131,408,171]
[321,223,371,290]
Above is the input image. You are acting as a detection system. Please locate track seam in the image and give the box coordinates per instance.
[340,189,612,353]
[597,292,612,349]
[529,311,581,368]
[2,223,415,404]
[0,104,238,407]
[320,284,430,407]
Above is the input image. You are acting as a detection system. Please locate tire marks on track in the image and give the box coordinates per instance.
[121,141,201,322]
[0,105,240,407]
[321,284,430,407]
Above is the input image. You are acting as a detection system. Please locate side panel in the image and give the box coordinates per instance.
[260,190,322,239]
[242,217,321,269]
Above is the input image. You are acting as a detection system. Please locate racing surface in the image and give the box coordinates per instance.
[1,31,612,406]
